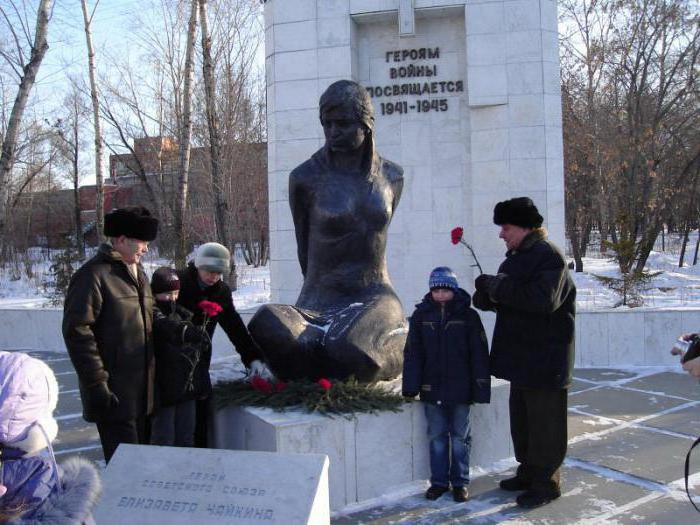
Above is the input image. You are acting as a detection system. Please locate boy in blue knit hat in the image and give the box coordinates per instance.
[403,267,491,502]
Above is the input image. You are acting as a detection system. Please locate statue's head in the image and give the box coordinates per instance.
[319,80,374,154]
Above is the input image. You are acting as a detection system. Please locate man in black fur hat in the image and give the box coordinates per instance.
[63,206,159,462]
[473,197,576,509]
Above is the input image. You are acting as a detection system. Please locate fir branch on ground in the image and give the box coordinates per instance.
[213,378,407,419]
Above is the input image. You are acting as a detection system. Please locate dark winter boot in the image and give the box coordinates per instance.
[499,476,530,491]
[516,488,561,508]
[516,469,561,508]
[425,485,450,500]
[452,486,469,502]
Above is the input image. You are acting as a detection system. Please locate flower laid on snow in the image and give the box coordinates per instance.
[450,226,483,275]
[250,376,273,393]
[198,300,223,317]
[213,378,405,418]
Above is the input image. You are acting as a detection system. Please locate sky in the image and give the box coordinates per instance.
[14,0,155,185]
[19,0,264,186]
[33,0,142,109]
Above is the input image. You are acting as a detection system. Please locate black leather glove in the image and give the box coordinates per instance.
[474,273,496,292]
[86,381,119,413]
[183,323,207,345]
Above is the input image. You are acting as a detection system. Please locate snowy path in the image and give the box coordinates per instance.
[335,368,700,524]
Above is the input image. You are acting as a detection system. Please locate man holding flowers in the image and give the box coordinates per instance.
[472,197,576,509]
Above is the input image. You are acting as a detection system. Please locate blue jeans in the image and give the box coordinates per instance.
[424,402,472,488]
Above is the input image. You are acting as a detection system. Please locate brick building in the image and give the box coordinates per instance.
[108,136,268,248]
[12,137,268,252]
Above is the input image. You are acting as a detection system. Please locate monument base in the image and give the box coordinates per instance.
[213,378,512,511]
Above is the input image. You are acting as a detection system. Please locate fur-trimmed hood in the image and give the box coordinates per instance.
[7,457,101,525]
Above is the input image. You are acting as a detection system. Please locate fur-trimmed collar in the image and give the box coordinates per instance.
[513,227,547,253]
[8,457,102,524]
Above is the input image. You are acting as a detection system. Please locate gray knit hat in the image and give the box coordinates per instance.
[194,242,230,273]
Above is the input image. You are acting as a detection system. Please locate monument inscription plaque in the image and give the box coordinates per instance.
[366,46,465,116]
[94,444,330,524]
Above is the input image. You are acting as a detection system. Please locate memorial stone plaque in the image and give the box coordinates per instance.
[94,444,330,524]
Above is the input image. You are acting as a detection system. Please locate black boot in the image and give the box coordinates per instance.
[425,485,450,500]
[499,476,530,491]
[516,488,561,508]
[516,466,561,507]
[452,486,469,502]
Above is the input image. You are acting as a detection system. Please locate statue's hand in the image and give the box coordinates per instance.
[247,359,276,381]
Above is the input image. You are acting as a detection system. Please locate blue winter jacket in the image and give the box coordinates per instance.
[1,447,100,524]
[0,446,57,520]
[402,289,491,404]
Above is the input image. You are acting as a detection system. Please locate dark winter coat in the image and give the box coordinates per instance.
[473,229,576,389]
[153,301,212,407]
[402,289,491,405]
[62,243,155,422]
[177,263,262,369]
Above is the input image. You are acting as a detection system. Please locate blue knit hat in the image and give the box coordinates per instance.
[429,266,458,290]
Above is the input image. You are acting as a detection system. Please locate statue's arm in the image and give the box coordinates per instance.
[384,159,404,212]
[289,169,309,277]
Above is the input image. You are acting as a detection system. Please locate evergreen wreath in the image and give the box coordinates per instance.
[213,376,407,419]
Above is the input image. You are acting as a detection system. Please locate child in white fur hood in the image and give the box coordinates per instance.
[0,351,101,524]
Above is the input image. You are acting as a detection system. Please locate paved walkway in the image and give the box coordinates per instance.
[7,349,700,524]
[335,368,700,524]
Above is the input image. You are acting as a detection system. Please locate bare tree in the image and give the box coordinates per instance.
[80,0,105,242]
[199,0,240,286]
[560,0,616,271]
[52,82,89,258]
[0,0,53,251]
[195,0,264,278]
[560,0,699,273]
[94,0,264,270]
[173,0,198,266]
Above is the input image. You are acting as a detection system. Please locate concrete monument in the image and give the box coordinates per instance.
[264,0,564,314]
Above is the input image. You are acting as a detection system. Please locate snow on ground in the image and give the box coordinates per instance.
[572,249,700,310]
[1,232,699,310]
[0,247,271,310]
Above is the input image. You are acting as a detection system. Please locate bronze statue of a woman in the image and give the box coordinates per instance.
[249,80,407,382]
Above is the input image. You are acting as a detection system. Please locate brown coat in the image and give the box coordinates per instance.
[62,243,155,422]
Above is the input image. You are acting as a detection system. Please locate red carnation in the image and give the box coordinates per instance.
[317,378,332,391]
[275,382,287,392]
[251,376,273,393]
[450,226,484,275]
[451,227,464,245]
[198,300,223,317]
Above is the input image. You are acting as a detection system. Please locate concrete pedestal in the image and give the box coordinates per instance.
[213,378,512,511]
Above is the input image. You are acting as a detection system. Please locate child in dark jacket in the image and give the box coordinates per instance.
[150,267,208,447]
[403,266,490,503]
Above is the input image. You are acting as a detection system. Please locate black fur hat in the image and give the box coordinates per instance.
[493,197,543,229]
[104,206,159,241]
